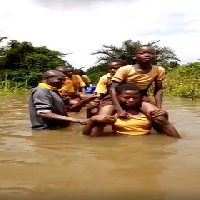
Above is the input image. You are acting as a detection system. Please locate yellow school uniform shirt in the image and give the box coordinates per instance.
[59,75,85,93]
[112,65,165,90]
[81,75,91,85]
[113,113,152,135]
[95,73,112,94]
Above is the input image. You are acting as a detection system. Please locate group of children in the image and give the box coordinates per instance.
[29,45,180,138]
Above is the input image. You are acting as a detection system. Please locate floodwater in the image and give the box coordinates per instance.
[0,95,200,200]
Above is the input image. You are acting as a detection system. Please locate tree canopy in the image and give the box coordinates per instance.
[87,39,180,83]
[0,38,67,87]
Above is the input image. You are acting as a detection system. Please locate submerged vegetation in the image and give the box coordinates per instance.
[0,36,199,99]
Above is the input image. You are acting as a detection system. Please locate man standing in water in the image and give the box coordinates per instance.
[29,70,87,130]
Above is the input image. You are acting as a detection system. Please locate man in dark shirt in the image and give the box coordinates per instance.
[29,70,87,130]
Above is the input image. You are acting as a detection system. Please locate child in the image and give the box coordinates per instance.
[83,83,180,138]
[56,66,86,95]
[86,59,128,118]
[111,46,164,115]
[76,69,91,87]
[94,59,128,97]
[55,66,86,106]
[110,46,175,135]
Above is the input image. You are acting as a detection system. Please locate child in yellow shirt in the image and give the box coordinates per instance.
[83,83,180,138]
[55,66,86,106]
[86,59,127,118]
[75,69,91,87]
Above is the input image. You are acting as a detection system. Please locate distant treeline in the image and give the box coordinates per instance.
[0,37,200,99]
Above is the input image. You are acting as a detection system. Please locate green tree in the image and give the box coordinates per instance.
[0,39,67,88]
[88,40,180,83]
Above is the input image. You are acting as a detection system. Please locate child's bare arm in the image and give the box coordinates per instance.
[154,80,163,108]
[110,81,130,118]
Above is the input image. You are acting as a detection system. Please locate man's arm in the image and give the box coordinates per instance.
[39,111,87,125]
[33,89,87,125]
[154,80,163,109]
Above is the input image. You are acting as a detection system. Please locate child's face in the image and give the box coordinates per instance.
[64,68,73,77]
[108,62,124,76]
[135,46,155,64]
[117,90,141,108]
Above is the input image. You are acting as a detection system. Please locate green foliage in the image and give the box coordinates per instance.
[89,39,180,83]
[0,39,67,88]
[92,39,180,66]
[86,63,107,83]
[164,62,200,99]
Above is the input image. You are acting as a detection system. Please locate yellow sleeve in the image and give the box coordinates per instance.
[156,66,165,81]
[82,75,91,84]
[59,80,75,93]
[75,75,86,88]
[95,76,107,94]
[112,65,130,82]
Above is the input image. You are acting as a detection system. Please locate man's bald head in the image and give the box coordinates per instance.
[42,70,65,80]
[42,70,66,89]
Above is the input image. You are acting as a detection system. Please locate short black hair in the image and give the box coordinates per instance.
[116,83,140,95]
[108,59,128,66]
[134,45,155,54]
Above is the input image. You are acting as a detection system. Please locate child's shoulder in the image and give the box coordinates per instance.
[121,64,133,69]
[152,65,165,71]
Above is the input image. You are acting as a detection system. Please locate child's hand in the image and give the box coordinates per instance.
[117,110,131,119]
[88,98,100,108]
[76,118,89,125]
[91,115,116,123]
[80,93,87,99]
[148,109,168,118]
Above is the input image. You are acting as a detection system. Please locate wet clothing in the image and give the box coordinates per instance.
[29,83,68,130]
[113,113,151,135]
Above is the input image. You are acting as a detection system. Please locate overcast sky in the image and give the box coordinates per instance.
[1,0,200,69]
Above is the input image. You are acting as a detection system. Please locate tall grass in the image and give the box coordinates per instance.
[0,73,30,95]
[164,62,200,100]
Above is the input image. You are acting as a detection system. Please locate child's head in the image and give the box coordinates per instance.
[75,69,84,76]
[55,66,74,78]
[108,59,128,76]
[116,83,141,108]
[133,46,155,64]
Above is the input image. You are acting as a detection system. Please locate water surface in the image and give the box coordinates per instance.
[0,95,200,200]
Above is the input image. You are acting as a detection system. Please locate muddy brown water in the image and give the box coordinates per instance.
[0,95,200,200]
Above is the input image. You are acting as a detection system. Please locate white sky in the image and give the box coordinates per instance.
[0,0,200,69]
